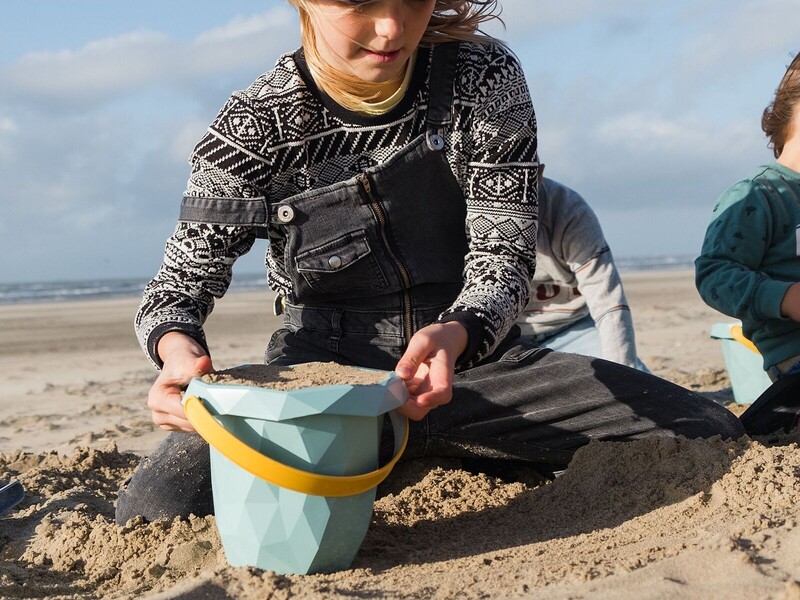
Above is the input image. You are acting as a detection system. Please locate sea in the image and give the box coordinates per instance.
[0,255,695,306]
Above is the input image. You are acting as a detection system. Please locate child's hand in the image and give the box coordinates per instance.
[148,332,213,432]
[394,321,468,421]
[780,282,800,322]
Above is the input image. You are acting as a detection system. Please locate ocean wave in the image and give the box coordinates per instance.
[614,254,695,272]
[1,256,693,305]
[0,273,268,305]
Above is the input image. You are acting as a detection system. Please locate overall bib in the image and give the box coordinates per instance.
[115,44,744,525]
[267,42,467,370]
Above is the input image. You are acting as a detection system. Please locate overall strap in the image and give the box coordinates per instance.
[425,42,460,151]
[179,196,270,239]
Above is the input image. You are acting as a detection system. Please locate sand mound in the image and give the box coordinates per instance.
[3,432,800,599]
[201,362,389,390]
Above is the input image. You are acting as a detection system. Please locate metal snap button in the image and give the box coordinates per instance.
[328,255,343,269]
[277,205,295,223]
[427,133,444,151]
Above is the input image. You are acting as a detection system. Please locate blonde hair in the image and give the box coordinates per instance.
[287,0,504,112]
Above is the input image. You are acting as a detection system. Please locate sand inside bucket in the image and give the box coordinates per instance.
[200,362,389,390]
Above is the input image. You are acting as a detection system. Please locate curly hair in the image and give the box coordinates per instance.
[286,1,505,112]
[762,51,800,158]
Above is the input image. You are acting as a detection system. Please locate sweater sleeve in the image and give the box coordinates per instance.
[573,250,639,367]
[554,183,639,367]
[438,44,538,366]
[695,180,793,323]
[134,223,256,368]
[135,93,271,368]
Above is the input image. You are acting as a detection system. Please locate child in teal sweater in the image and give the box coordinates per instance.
[696,51,800,381]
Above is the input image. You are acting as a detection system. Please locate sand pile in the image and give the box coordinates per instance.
[3,273,799,598]
[2,431,800,599]
[201,363,390,390]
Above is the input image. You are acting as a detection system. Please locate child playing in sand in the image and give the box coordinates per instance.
[517,165,648,371]
[118,0,743,524]
[696,51,800,382]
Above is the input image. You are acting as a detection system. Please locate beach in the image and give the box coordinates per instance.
[2,268,799,599]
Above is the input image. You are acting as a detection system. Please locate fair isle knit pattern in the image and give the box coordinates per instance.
[136,41,538,367]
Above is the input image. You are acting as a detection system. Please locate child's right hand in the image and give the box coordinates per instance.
[394,321,468,421]
[148,332,213,432]
[781,282,800,322]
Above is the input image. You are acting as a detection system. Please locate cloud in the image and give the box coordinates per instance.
[196,13,286,44]
[539,107,768,258]
[543,107,767,217]
[169,118,212,164]
[595,112,729,155]
[502,1,781,201]
[1,0,792,280]
[0,116,16,163]
[3,31,172,108]
[0,7,299,112]
[680,0,798,69]
[490,0,644,33]
[0,8,302,281]
[670,0,798,104]
[0,106,195,277]
[0,117,17,132]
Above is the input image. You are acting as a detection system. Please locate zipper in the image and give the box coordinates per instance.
[356,172,414,342]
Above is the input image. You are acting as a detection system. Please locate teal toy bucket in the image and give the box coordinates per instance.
[183,366,408,575]
[710,322,772,404]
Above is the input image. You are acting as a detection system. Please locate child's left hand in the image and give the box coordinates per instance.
[395,321,468,421]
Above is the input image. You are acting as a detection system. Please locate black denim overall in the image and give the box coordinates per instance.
[266,43,466,370]
[115,44,744,525]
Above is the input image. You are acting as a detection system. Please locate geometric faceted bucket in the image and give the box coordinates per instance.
[183,366,408,575]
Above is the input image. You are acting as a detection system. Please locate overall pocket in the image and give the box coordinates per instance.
[294,231,388,296]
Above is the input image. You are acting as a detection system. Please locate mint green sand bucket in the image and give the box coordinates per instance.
[710,322,772,404]
[183,367,408,575]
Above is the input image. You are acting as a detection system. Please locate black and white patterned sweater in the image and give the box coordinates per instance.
[136,41,539,369]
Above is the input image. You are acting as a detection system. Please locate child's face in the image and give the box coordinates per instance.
[309,0,436,83]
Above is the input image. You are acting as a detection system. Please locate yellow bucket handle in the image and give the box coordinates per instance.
[184,395,409,498]
[729,324,760,355]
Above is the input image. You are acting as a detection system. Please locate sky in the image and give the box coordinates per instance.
[0,0,797,283]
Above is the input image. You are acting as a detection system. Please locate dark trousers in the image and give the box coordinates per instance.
[115,339,744,524]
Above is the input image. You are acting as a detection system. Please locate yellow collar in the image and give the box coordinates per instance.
[356,50,417,116]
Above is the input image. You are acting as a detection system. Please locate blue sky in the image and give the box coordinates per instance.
[1,0,796,283]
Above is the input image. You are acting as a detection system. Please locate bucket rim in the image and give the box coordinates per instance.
[184,366,408,420]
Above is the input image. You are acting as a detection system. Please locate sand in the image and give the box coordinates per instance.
[201,363,390,389]
[2,269,799,599]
